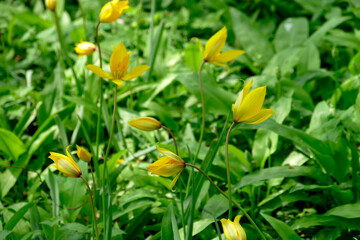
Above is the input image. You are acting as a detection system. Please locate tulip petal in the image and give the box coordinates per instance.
[112,79,124,88]
[110,41,129,77]
[156,146,184,163]
[65,146,82,173]
[204,26,227,60]
[242,109,275,124]
[235,86,266,122]
[221,219,238,240]
[147,156,183,177]
[215,50,245,63]
[191,37,204,53]
[86,64,113,79]
[121,65,150,81]
[234,215,247,240]
[170,170,183,192]
[128,117,161,131]
[209,61,230,72]
[233,79,253,120]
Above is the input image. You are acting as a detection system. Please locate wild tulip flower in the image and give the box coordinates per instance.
[193,26,245,71]
[221,215,247,240]
[128,117,162,131]
[76,145,92,162]
[45,0,57,11]
[86,41,150,88]
[99,0,130,23]
[147,146,185,191]
[75,41,97,57]
[49,146,82,178]
[232,79,275,124]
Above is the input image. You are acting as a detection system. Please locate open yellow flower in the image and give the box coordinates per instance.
[128,117,162,131]
[76,145,92,162]
[99,0,130,23]
[45,0,57,11]
[49,146,82,178]
[232,79,275,124]
[192,26,245,71]
[147,146,185,191]
[221,215,247,240]
[75,41,97,57]
[86,41,150,88]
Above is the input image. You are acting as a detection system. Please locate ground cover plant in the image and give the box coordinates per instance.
[0,0,360,239]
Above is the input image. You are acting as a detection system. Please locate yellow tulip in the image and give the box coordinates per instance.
[99,0,130,23]
[147,146,185,191]
[76,145,92,162]
[192,27,245,71]
[232,79,275,124]
[221,215,247,240]
[45,0,57,11]
[49,146,82,178]
[128,117,162,131]
[86,41,150,87]
[75,41,97,57]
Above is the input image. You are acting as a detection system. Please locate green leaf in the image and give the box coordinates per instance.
[325,202,360,219]
[201,194,228,219]
[274,17,309,52]
[261,212,301,240]
[0,128,26,161]
[179,218,214,240]
[229,8,274,66]
[4,202,34,231]
[161,203,181,240]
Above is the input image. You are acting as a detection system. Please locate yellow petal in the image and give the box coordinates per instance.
[110,41,129,78]
[147,156,184,177]
[214,50,245,63]
[45,0,57,11]
[65,146,82,173]
[75,41,96,56]
[128,117,162,131]
[221,219,238,240]
[191,37,204,53]
[204,26,227,60]
[235,86,266,123]
[99,0,129,23]
[76,145,92,162]
[121,65,150,81]
[234,215,247,240]
[241,109,275,124]
[156,146,184,163]
[208,61,230,72]
[112,79,124,88]
[170,170,183,192]
[233,79,253,118]
[49,149,81,178]
[86,64,113,79]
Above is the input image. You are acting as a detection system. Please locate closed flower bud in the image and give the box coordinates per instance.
[76,145,92,162]
[128,117,162,131]
[45,0,57,11]
[99,0,130,23]
[221,215,247,240]
[147,146,185,191]
[75,41,97,56]
[49,146,82,178]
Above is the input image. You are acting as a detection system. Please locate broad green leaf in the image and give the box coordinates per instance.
[230,7,274,66]
[261,213,301,240]
[297,41,320,74]
[325,202,360,219]
[292,214,360,230]
[0,128,26,161]
[161,203,181,240]
[274,17,309,52]
[179,218,214,240]
[184,43,203,72]
[201,194,228,219]
[4,202,34,231]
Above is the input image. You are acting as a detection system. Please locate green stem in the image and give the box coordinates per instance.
[104,85,118,160]
[53,11,82,95]
[94,21,103,184]
[80,175,99,240]
[225,122,236,219]
[161,125,178,155]
[194,60,206,161]
[185,163,266,240]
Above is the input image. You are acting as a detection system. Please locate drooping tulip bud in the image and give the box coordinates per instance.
[75,41,97,57]
[49,146,82,178]
[99,0,130,23]
[221,215,247,240]
[76,145,92,162]
[128,117,162,131]
[45,0,57,11]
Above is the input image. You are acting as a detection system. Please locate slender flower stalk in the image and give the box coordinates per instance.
[185,163,265,240]
[226,122,236,220]
[161,125,178,155]
[52,11,82,95]
[194,60,206,161]
[80,175,99,240]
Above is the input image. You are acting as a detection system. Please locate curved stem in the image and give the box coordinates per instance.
[194,60,206,161]
[226,122,236,219]
[80,175,99,240]
[161,125,178,155]
[53,11,82,95]
[185,163,266,240]
[95,22,103,69]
